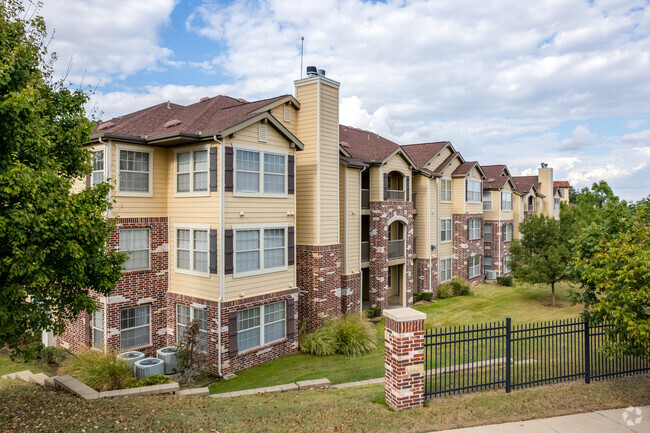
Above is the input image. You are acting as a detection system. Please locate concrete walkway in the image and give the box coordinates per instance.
[432,406,650,433]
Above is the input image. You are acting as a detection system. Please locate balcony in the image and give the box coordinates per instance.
[387,189,405,201]
[361,241,369,262]
[528,205,535,212]
[362,189,370,209]
[388,239,405,260]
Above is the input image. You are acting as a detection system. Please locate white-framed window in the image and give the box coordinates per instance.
[484,256,492,270]
[91,148,105,187]
[483,191,492,211]
[92,310,103,350]
[258,124,268,142]
[502,223,512,242]
[468,255,481,279]
[501,191,513,211]
[439,258,452,283]
[440,218,452,243]
[484,223,492,243]
[175,226,210,276]
[554,197,561,210]
[175,146,209,195]
[120,228,150,271]
[237,301,286,353]
[120,306,150,350]
[503,255,512,273]
[176,305,208,351]
[468,218,481,240]
[466,180,482,203]
[116,145,153,196]
[283,106,291,122]
[440,178,452,203]
[234,146,287,196]
[234,225,287,277]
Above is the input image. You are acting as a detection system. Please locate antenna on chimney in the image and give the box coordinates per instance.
[300,36,304,79]
[541,162,548,168]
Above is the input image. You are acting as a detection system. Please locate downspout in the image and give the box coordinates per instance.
[359,168,363,315]
[435,177,440,287]
[98,136,109,350]
[214,135,225,377]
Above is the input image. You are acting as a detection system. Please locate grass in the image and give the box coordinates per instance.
[1,373,649,432]
[0,353,55,377]
[211,281,582,393]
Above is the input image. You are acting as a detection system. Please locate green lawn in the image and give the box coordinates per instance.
[210,281,582,393]
[0,353,50,377]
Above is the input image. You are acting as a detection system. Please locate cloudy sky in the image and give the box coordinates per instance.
[38,0,650,200]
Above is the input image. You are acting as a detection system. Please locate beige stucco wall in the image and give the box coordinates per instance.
[340,164,361,275]
[452,165,483,215]
[412,174,429,259]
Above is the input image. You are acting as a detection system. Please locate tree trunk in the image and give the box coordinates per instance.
[551,282,556,307]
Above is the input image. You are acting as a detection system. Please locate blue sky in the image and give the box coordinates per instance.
[40,0,650,201]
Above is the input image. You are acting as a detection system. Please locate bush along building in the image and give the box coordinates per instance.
[55,68,570,375]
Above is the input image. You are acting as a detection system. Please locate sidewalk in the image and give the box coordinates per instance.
[432,406,649,433]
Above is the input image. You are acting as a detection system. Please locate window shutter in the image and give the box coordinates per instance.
[288,227,295,266]
[85,312,92,346]
[467,220,470,239]
[405,176,410,201]
[465,180,468,202]
[288,155,295,194]
[225,147,234,192]
[86,174,91,189]
[286,298,296,338]
[383,173,388,200]
[209,229,217,274]
[228,311,238,355]
[209,147,218,192]
[224,229,234,274]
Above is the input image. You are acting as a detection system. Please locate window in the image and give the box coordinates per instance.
[176,148,208,194]
[501,192,513,211]
[237,301,286,353]
[234,227,286,276]
[176,228,209,275]
[554,198,561,210]
[118,148,152,194]
[120,228,149,271]
[466,180,482,202]
[468,218,481,240]
[439,258,452,283]
[502,223,512,242]
[176,305,208,351]
[235,148,286,195]
[258,124,267,142]
[468,255,481,279]
[91,149,104,187]
[92,310,103,350]
[440,179,452,202]
[440,218,452,243]
[283,106,291,122]
[503,255,512,273]
[484,223,492,243]
[483,191,492,211]
[558,189,564,198]
[484,256,492,270]
[120,306,150,349]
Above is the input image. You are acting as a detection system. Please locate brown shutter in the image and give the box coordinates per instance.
[286,298,296,338]
[209,147,218,192]
[86,174,91,189]
[225,147,234,192]
[209,229,217,274]
[224,229,234,274]
[288,155,295,194]
[405,176,410,202]
[228,311,238,355]
[383,173,389,200]
[288,227,295,266]
[465,179,468,202]
[85,312,92,347]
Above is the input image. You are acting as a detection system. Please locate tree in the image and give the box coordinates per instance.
[509,212,574,306]
[175,319,206,383]
[0,0,126,351]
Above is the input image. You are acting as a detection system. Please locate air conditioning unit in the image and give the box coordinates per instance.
[118,351,145,368]
[134,358,165,379]
[485,270,497,280]
[156,346,178,375]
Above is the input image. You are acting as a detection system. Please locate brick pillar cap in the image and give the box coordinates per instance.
[384,308,426,323]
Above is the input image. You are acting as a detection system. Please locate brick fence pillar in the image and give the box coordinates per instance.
[384,308,426,411]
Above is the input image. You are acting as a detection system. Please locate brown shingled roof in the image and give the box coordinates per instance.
[401,141,450,168]
[553,181,571,188]
[339,125,400,163]
[452,161,485,179]
[481,164,514,189]
[433,152,462,175]
[512,176,542,194]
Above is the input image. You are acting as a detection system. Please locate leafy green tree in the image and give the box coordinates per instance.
[509,212,574,307]
[0,0,126,351]
[576,180,619,209]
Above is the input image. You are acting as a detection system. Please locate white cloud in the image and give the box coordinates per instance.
[626,119,647,129]
[559,125,598,151]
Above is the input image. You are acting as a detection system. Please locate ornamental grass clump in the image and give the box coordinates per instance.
[300,314,377,357]
[60,348,134,391]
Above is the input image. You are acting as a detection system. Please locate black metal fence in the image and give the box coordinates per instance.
[424,317,650,399]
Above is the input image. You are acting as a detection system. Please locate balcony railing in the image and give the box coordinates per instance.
[528,205,535,212]
[362,189,370,209]
[387,189,405,201]
[361,241,369,262]
[388,239,405,260]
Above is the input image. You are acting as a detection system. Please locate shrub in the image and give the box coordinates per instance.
[420,292,433,302]
[437,283,452,299]
[365,307,381,318]
[41,347,69,366]
[497,276,513,286]
[300,314,377,357]
[22,341,44,362]
[413,293,422,303]
[450,279,472,296]
[123,374,171,389]
[176,318,207,383]
[60,349,134,391]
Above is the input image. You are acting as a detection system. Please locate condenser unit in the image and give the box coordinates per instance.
[485,270,497,280]
[118,351,145,368]
[156,346,178,375]
[134,358,165,379]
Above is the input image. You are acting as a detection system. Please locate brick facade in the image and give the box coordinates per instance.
[368,201,414,310]
[483,219,513,276]
[341,273,361,314]
[296,244,342,332]
[452,213,485,286]
[415,258,438,297]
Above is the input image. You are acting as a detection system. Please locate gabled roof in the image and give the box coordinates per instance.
[512,176,545,197]
[340,154,368,169]
[90,94,304,149]
[433,152,464,176]
[401,141,451,168]
[339,125,415,167]
[553,180,571,188]
[481,164,515,190]
[452,161,486,179]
